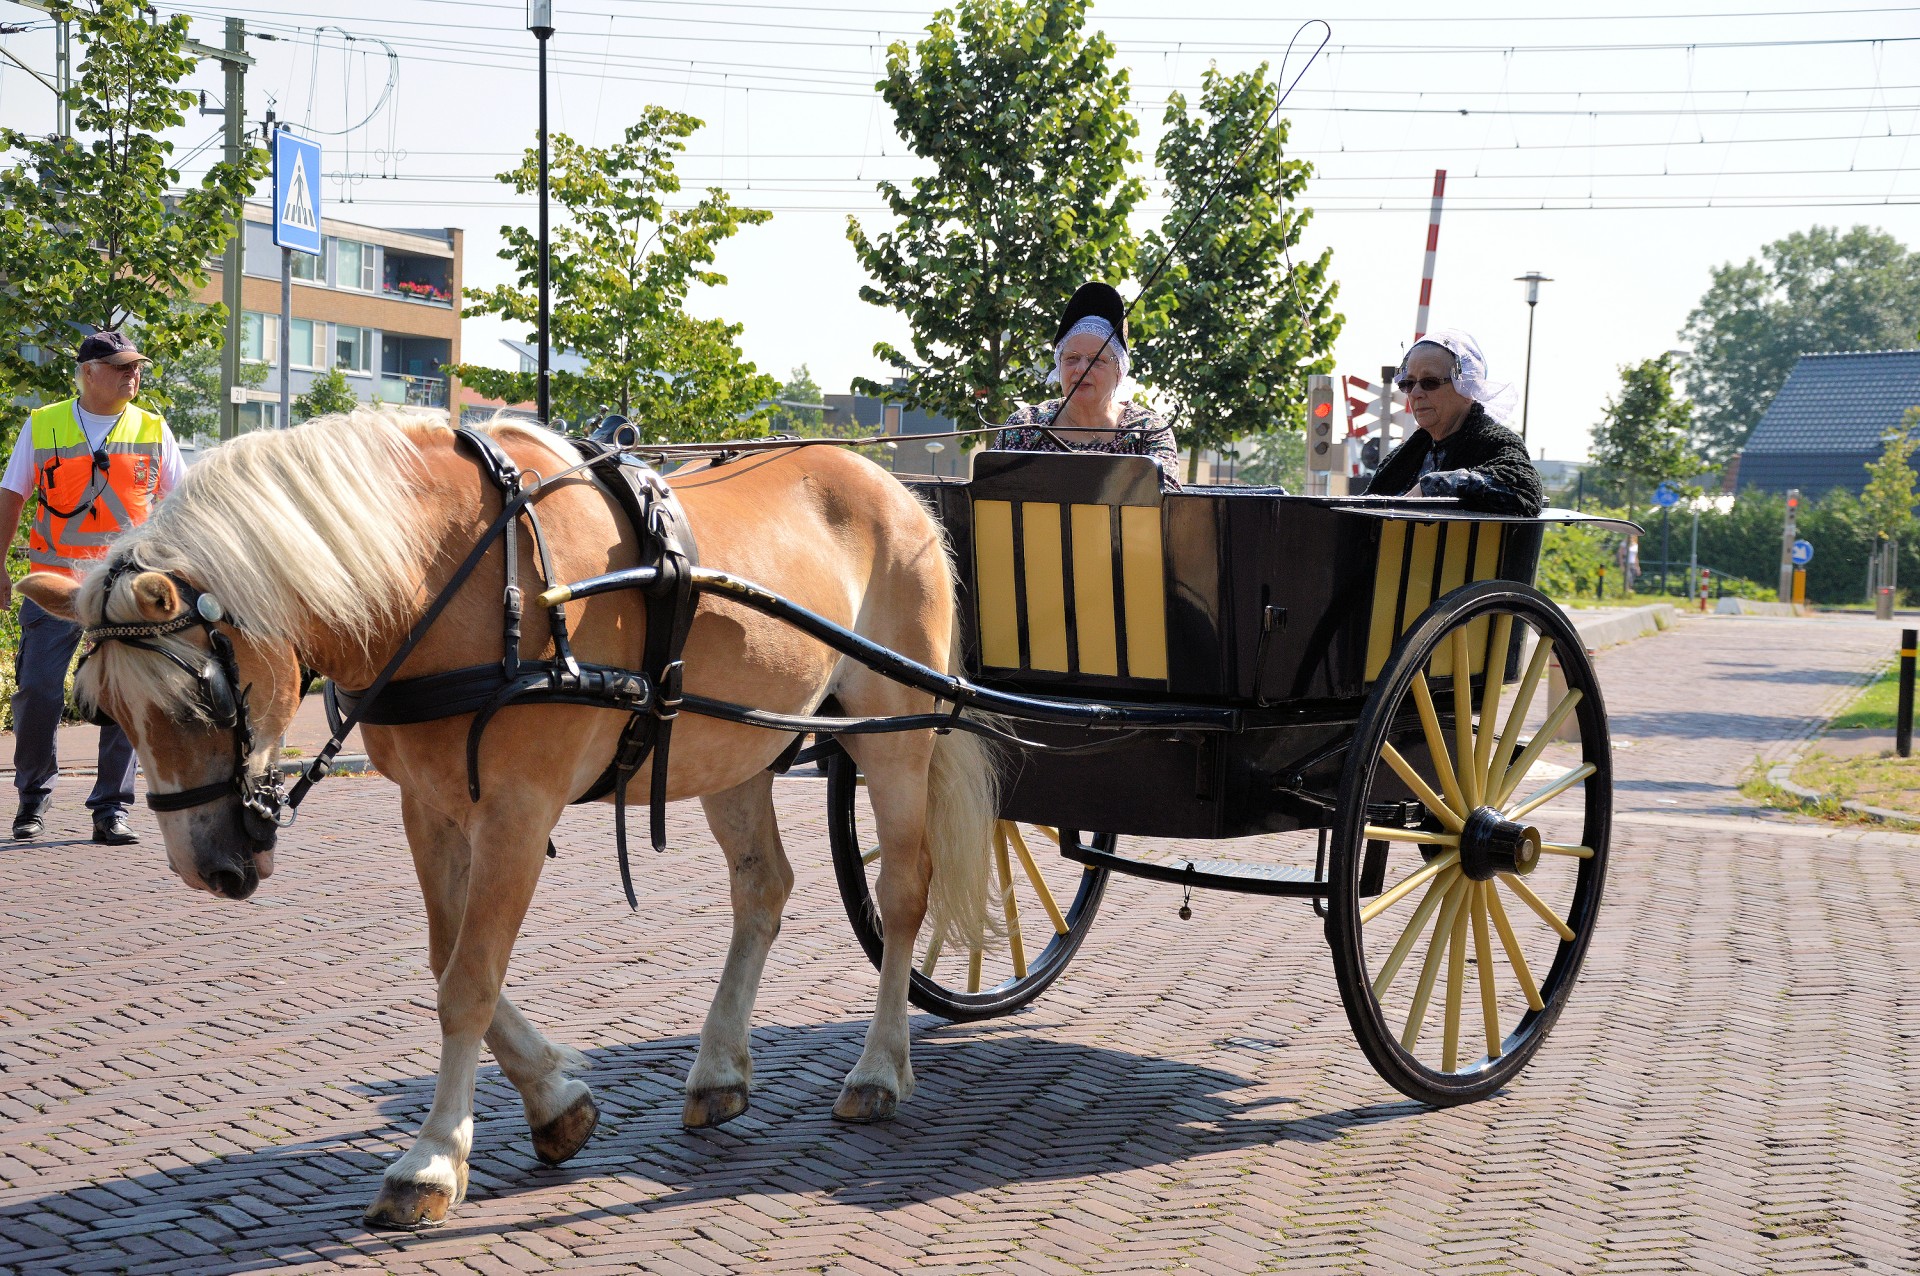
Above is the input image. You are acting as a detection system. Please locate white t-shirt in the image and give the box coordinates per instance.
[2,403,186,500]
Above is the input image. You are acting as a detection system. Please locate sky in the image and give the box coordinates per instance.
[3,0,1918,462]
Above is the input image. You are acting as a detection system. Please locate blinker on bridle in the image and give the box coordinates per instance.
[79,564,293,840]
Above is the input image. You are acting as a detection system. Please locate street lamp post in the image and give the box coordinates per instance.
[528,0,555,426]
[1514,271,1551,449]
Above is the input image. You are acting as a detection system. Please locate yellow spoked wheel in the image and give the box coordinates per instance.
[1327,581,1609,1106]
[826,750,1110,1021]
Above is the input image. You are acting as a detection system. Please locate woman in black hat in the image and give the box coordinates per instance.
[992,283,1179,484]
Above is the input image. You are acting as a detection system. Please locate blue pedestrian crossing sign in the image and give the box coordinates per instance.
[272,130,322,255]
[1652,481,1682,508]
[1791,539,1814,567]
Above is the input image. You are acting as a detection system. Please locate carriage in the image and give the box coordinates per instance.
[819,449,1625,1106]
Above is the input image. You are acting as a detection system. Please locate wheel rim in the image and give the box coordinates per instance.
[1336,585,1608,1094]
[829,754,1108,1017]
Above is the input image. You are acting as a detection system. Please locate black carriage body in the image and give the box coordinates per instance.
[910,452,1547,840]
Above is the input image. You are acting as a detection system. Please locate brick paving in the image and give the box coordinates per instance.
[0,612,1914,1273]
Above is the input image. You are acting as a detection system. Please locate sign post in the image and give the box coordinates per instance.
[1653,482,1680,594]
[272,128,322,430]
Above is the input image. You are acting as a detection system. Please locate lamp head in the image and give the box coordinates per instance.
[1515,270,1552,306]
[526,0,553,34]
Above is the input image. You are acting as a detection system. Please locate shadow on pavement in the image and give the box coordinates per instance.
[0,1021,1424,1271]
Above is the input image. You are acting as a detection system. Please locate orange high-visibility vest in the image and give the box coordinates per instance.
[25,399,166,580]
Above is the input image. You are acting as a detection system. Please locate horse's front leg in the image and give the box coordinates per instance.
[365,798,557,1229]
[833,741,934,1123]
[683,771,794,1128]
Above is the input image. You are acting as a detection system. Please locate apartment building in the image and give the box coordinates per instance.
[196,203,462,431]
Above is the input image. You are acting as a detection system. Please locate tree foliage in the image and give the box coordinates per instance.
[846,0,1144,427]
[767,365,828,435]
[292,368,360,422]
[1681,225,1920,463]
[450,108,777,441]
[1130,65,1340,481]
[0,0,266,434]
[1587,355,1696,511]
[1859,408,1920,543]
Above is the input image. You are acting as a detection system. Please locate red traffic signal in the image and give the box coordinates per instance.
[1313,401,1333,419]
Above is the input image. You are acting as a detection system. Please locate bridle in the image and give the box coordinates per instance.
[78,564,295,842]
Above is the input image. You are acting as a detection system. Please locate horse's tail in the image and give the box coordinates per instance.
[922,607,1003,953]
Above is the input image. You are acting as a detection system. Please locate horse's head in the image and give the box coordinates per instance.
[19,565,305,901]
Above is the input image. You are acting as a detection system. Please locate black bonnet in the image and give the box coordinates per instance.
[1053,282,1128,351]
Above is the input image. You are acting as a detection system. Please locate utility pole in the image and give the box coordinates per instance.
[217,18,248,439]
[53,10,70,139]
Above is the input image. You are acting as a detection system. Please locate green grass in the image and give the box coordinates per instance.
[1829,665,1906,730]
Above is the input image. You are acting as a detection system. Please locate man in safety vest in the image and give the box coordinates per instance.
[0,331,185,845]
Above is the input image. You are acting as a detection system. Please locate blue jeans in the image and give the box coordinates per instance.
[12,598,136,817]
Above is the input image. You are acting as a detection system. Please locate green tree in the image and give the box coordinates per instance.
[846,0,1145,427]
[767,365,828,435]
[0,0,266,435]
[145,307,265,442]
[1588,355,1696,511]
[1859,408,1920,542]
[450,108,777,441]
[291,368,360,422]
[1681,225,1920,463]
[1131,65,1341,483]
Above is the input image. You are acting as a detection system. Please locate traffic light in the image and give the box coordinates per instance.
[1306,374,1335,472]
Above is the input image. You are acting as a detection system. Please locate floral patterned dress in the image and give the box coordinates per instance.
[992,400,1180,484]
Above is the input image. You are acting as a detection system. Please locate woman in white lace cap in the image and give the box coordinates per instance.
[992,282,1180,484]
[1363,328,1543,516]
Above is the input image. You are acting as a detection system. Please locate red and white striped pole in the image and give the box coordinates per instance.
[1413,169,1446,342]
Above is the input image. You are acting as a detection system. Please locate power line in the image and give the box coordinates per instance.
[396,0,1920,22]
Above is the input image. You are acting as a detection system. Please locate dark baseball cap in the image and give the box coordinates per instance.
[76,330,148,366]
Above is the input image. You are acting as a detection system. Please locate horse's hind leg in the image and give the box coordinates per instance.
[366,797,590,1228]
[683,770,794,1129]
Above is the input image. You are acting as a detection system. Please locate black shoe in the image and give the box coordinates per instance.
[92,813,139,846]
[12,799,48,840]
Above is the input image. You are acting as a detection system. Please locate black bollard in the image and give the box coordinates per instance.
[1899,628,1916,759]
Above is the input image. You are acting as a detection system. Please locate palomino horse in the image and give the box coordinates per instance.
[20,408,999,1228]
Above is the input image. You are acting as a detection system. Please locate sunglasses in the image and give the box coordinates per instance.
[1395,375,1454,394]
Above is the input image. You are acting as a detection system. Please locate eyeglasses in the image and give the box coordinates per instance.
[1395,375,1453,394]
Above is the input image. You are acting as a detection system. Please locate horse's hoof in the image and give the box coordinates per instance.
[682,1084,750,1129]
[361,1180,452,1231]
[532,1090,601,1165]
[832,1083,898,1124]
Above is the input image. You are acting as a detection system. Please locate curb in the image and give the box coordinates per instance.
[1765,759,1920,827]
[1567,602,1676,651]
[277,753,374,777]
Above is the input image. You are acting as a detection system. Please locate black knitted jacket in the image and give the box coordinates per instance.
[1362,403,1545,516]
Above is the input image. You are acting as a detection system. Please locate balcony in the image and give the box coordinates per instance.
[379,373,448,408]
[383,251,455,308]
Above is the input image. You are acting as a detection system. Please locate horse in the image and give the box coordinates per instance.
[18,407,1000,1229]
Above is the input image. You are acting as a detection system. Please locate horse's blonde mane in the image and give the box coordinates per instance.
[70,407,479,725]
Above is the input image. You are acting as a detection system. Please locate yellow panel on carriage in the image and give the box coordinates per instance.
[1069,504,1120,676]
[1364,519,1507,681]
[1021,503,1070,671]
[971,495,1169,683]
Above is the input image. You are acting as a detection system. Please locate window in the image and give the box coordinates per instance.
[288,318,325,369]
[334,325,372,374]
[290,242,324,282]
[235,401,276,433]
[239,313,277,364]
[335,240,377,292]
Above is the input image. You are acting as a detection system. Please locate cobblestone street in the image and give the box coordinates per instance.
[0,612,1914,1274]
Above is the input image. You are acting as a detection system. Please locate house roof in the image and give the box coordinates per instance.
[500,338,590,376]
[1743,350,1920,456]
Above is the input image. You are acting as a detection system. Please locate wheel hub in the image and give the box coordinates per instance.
[1458,805,1542,880]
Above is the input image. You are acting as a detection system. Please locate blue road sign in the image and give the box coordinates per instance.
[1792,539,1814,567]
[272,130,322,255]
[1652,481,1682,508]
